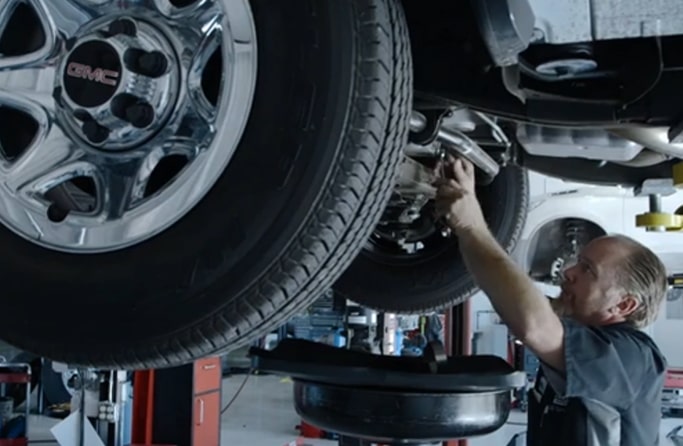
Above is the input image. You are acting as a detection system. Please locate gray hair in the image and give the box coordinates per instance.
[609,234,669,328]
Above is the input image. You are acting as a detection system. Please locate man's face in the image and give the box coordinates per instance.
[555,237,634,326]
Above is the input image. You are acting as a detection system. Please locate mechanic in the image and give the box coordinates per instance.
[435,157,669,446]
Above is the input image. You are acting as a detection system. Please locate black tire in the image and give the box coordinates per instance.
[333,165,528,313]
[0,0,412,369]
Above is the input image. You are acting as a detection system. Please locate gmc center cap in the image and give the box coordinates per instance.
[63,41,122,108]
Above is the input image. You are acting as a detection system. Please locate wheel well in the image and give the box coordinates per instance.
[526,218,606,281]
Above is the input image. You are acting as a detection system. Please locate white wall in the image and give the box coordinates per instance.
[650,289,683,368]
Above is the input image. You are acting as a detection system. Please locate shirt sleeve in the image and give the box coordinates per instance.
[541,318,651,411]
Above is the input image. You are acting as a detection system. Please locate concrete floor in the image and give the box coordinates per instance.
[20,374,683,445]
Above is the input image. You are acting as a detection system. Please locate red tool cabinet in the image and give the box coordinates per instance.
[130,357,222,446]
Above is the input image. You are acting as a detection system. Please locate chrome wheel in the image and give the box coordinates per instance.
[0,0,257,253]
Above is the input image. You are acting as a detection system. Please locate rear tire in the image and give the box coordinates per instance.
[0,0,412,369]
[334,165,528,313]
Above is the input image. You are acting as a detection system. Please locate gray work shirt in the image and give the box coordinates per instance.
[527,318,667,446]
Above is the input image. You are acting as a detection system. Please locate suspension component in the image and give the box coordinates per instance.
[378,109,504,252]
[549,219,585,284]
[410,111,500,181]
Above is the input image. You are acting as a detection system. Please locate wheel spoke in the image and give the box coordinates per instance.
[0,1,17,35]
[186,20,222,123]
[131,140,197,204]
[0,68,63,194]
[152,0,211,19]
[172,0,224,123]
[27,0,94,42]
[177,0,256,147]
[0,0,92,69]
[2,126,88,200]
[96,157,146,220]
[0,66,57,110]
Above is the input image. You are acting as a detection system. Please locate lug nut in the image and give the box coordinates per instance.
[124,49,168,78]
[111,94,155,129]
[137,51,168,78]
[47,203,69,223]
[83,121,110,144]
[125,103,155,128]
[111,94,135,120]
[108,18,137,37]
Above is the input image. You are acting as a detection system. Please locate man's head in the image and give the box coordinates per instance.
[556,234,668,328]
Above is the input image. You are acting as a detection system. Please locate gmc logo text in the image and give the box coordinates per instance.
[66,62,120,87]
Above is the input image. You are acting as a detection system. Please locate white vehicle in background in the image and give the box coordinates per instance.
[515,171,683,294]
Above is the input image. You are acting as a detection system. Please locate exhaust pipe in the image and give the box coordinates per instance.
[610,127,683,159]
[409,112,500,180]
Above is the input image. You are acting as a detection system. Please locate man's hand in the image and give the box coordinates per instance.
[435,157,487,234]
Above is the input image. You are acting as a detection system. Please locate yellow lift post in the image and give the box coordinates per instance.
[635,162,683,231]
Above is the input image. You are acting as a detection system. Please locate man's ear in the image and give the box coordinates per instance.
[615,294,640,317]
